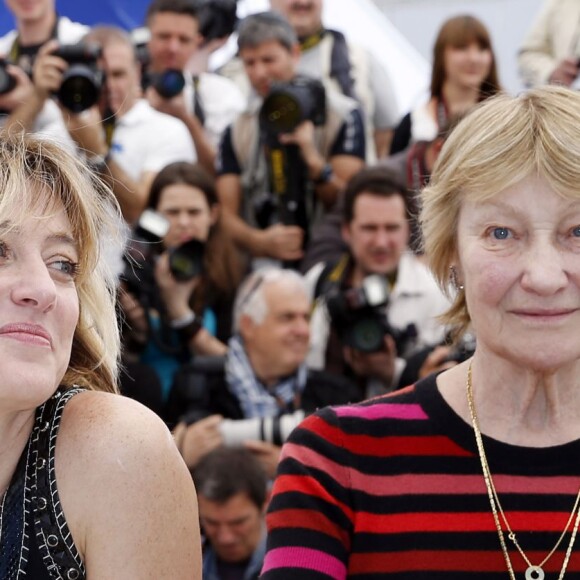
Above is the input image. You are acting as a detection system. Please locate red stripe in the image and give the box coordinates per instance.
[290,415,471,458]
[348,550,580,573]
[355,511,574,533]
[266,508,350,546]
[272,474,354,520]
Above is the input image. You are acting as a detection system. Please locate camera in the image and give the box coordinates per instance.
[53,42,103,113]
[148,68,186,99]
[260,75,326,135]
[168,238,205,281]
[326,274,417,354]
[122,209,170,301]
[0,60,17,95]
[220,411,305,447]
[196,0,238,43]
[123,209,205,297]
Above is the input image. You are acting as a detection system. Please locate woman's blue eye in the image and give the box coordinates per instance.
[492,227,510,240]
[572,226,580,237]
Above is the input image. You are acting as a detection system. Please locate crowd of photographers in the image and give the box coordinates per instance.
[0,0,513,577]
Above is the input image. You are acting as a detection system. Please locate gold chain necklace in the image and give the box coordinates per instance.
[466,362,580,580]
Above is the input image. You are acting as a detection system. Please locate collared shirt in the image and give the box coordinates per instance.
[202,528,267,580]
[111,99,196,182]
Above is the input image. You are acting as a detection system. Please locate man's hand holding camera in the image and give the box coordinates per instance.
[0,63,34,112]
[32,40,68,99]
[259,223,304,261]
[154,252,200,322]
[146,84,189,122]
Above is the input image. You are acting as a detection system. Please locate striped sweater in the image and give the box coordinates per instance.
[261,374,580,578]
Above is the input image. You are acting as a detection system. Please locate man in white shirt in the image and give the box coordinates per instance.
[144,0,245,174]
[56,26,196,223]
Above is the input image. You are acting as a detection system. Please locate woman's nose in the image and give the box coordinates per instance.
[10,260,57,312]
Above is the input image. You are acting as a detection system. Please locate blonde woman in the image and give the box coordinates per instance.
[0,133,201,579]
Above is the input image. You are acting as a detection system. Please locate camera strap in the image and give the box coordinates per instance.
[313,254,351,300]
[192,75,206,126]
[264,141,311,238]
[9,15,60,75]
[299,29,356,100]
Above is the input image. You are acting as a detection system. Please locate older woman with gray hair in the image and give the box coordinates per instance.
[261,85,580,578]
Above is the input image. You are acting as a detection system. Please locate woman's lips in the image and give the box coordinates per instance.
[0,323,52,347]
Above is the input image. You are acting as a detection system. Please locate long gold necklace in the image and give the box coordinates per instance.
[466,362,580,580]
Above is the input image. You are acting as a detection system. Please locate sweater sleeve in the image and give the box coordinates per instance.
[261,406,353,579]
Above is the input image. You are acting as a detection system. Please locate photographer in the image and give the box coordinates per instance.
[170,268,360,477]
[216,11,365,267]
[120,162,245,409]
[144,0,245,175]
[305,166,451,394]
[8,25,196,224]
[269,0,399,161]
[0,0,87,147]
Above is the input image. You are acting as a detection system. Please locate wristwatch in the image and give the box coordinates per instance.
[314,163,333,185]
[86,150,111,174]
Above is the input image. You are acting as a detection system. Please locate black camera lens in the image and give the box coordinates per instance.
[152,69,185,99]
[168,239,205,281]
[53,43,103,113]
[58,66,101,113]
[259,77,326,135]
[347,316,386,353]
[0,62,17,95]
[260,91,302,134]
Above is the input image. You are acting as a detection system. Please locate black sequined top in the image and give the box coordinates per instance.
[0,387,86,580]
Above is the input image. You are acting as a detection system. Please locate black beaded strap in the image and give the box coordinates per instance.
[0,437,32,579]
[30,387,86,580]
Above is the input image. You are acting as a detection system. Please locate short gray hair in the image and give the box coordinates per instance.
[237,11,298,53]
[233,268,309,333]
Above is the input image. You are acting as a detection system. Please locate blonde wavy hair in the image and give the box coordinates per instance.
[421,85,580,337]
[0,132,124,393]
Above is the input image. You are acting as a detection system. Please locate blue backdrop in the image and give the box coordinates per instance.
[0,1,150,36]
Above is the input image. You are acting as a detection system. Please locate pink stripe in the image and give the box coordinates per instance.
[262,547,346,579]
[349,473,580,496]
[335,403,427,421]
[282,443,351,489]
[281,445,580,498]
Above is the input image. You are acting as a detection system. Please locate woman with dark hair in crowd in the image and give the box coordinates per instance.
[120,161,246,410]
[390,14,501,155]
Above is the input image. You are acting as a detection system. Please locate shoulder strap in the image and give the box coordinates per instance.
[326,29,357,100]
[313,254,350,299]
[30,387,86,580]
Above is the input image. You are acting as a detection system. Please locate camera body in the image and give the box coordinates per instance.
[0,59,17,95]
[122,209,206,302]
[53,42,103,113]
[197,0,239,43]
[259,75,327,136]
[326,274,417,354]
[151,69,186,99]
